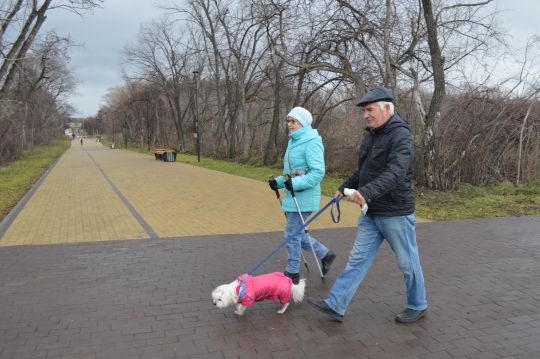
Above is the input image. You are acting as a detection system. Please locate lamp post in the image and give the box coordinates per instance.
[145,99,150,151]
[128,98,151,151]
[193,70,200,162]
[107,110,126,148]
[123,110,128,149]
[111,113,115,144]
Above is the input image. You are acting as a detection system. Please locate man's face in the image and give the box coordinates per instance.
[362,102,391,129]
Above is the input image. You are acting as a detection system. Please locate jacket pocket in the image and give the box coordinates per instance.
[368,146,387,171]
[356,146,368,160]
[371,146,386,159]
[390,189,412,205]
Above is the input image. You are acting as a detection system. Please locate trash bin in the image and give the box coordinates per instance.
[165,150,176,162]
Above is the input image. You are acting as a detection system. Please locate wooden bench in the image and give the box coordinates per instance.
[154,148,166,160]
[154,148,177,162]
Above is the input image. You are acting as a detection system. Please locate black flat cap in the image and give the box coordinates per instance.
[356,87,394,107]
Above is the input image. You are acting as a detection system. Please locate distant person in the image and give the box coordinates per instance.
[80,137,83,145]
[307,88,428,323]
[72,133,75,140]
[268,106,336,284]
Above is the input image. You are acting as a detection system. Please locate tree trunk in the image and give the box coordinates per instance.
[421,0,446,189]
[0,0,52,95]
[263,62,283,165]
[1,0,25,36]
[516,102,533,185]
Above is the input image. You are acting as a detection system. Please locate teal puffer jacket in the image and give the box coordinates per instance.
[275,126,325,212]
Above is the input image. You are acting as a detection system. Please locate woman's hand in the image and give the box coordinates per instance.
[268,176,278,191]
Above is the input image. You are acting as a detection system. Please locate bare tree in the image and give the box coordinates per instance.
[0,0,101,95]
[92,0,538,186]
[175,0,269,159]
[123,16,197,150]
[420,0,445,188]
[0,29,76,162]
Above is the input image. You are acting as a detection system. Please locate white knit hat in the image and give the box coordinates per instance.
[287,107,312,127]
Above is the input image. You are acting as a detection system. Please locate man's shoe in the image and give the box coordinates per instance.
[321,251,336,275]
[283,271,300,284]
[307,298,343,322]
[395,308,427,323]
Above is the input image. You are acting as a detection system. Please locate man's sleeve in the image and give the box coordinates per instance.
[338,134,370,193]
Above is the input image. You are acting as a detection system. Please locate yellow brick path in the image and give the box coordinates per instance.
[0,140,417,246]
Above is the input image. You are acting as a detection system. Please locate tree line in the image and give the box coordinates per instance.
[0,0,101,163]
[2,1,538,189]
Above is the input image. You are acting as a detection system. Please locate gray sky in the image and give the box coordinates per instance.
[41,0,539,118]
[42,0,165,117]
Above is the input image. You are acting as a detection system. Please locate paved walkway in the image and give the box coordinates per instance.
[1,140,539,359]
[0,140,368,246]
[0,216,539,358]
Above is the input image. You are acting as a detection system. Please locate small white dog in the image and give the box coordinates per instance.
[211,272,306,315]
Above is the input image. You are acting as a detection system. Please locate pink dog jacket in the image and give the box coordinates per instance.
[235,272,292,307]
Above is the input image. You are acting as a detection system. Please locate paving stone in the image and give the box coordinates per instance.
[0,140,539,358]
[0,141,363,246]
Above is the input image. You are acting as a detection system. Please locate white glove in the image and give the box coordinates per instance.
[343,188,368,216]
[343,188,355,197]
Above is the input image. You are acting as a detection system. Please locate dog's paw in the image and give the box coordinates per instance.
[276,303,289,314]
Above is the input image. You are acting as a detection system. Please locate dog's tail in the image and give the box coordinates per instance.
[290,279,306,303]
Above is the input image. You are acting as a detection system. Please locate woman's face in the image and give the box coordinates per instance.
[287,118,302,133]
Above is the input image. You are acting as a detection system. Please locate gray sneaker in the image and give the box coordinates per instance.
[395,308,427,323]
[307,298,344,322]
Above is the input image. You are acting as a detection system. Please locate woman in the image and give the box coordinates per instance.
[269,107,336,284]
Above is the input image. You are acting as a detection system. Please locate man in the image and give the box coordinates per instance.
[308,87,427,323]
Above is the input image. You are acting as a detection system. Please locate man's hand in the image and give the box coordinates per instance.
[334,190,344,200]
[268,176,278,191]
[349,190,366,206]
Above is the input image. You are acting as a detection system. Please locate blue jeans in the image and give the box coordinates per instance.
[326,214,427,315]
[285,212,330,274]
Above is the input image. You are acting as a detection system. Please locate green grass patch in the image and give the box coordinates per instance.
[0,140,70,221]
[112,142,540,221]
[415,181,540,220]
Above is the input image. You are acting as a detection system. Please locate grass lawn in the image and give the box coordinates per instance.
[171,152,539,221]
[0,140,70,221]
[415,182,540,220]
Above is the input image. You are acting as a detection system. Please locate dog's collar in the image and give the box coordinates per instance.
[238,281,246,299]
[236,274,250,300]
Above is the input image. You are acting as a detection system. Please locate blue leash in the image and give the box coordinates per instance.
[247,196,341,275]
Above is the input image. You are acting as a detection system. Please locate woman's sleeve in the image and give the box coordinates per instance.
[274,146,290,189]
[275,175,285,189]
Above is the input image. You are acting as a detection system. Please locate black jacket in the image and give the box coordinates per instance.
[339,113,415,216]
